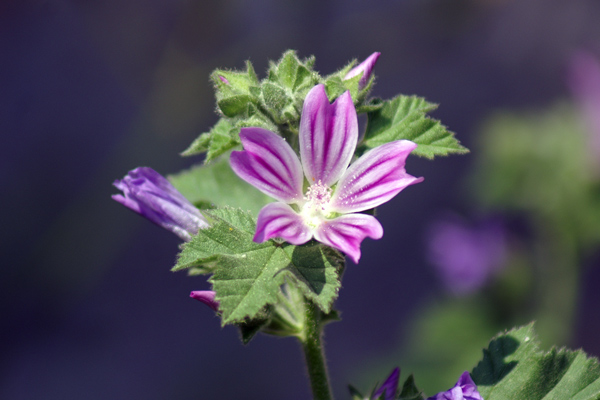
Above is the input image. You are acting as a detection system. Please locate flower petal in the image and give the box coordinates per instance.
[344,52,381,90]
[314,213,383,264]
[254,203,313,245]
[299,84,358,186]
[230,128,304,203]
[330,140,423,213]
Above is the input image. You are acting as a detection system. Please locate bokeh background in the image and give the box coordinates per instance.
[2,0,600,399]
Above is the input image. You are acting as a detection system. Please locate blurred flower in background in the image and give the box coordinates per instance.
[427,216,507,296]
[568,50,600,174]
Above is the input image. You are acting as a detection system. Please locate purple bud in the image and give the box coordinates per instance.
[426,372,483,400]
[372,367,400,400]
[344,52,381,90]
[219,75,230,84]
[112,167,208,241]
[190,290,219,312]
[428,216,507,296]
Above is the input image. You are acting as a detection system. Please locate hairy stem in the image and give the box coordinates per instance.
[300,299,333,400]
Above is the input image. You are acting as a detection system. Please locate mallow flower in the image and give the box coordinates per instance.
[230,84,422,263]
[190,290,220,312]
[112,167,208,241]
[426,372,483,400]
[344,52,381,90]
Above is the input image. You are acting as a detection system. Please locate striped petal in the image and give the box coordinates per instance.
[299,84,358,186]
[314,213,383,264]
[230,127,304,203]
[254,203,313,245]
[330,140,423,213]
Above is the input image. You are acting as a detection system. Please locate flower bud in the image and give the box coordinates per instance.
[190,290,219,312]
[344,52,381,90]
[112,167,208,241]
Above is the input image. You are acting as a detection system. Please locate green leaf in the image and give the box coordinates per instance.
[172,207,267,273]
[168,156,272,216]
[210,244,291,325]
[284,242,343,313]
[360,95,469,159]
[472,323,600,399]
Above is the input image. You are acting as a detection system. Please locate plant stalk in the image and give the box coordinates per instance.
[300,299,333,400]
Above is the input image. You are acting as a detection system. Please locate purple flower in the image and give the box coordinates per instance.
[567,51,600,167]
[427,216,506,295]
[426,372,483,400]
[372,367,400,400]
[219,75,230,84]
[344,52,381,89]
[112,167,208,241]
[230,84,422,263]
[190,290,220,312]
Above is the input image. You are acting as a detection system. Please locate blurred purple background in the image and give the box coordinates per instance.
[2,0,600,398]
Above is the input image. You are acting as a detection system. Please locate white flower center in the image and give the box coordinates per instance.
[301,180,332,228]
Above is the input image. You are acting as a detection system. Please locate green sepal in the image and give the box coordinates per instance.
[217,94,254,118]
[348,385,365,400]
[472,323,600,399]
[182,119,233,157]
[268,50,319,92]
[399,375,424,400]
[211,60,259,97]
[168,156,272,217]
[323,74,361,104]
[211,61,260,118]
[237,310,271,345]
[261,81,292,124]
[356,97,385,114]
[320,309,341,326]
[359,95,469,159]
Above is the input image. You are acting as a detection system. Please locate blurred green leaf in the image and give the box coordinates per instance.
[168,156,272,216]
[472,103,600,250]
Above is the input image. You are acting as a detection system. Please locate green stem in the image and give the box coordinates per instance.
[300,299,333,400]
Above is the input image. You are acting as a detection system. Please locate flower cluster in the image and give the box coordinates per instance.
[230,84,422,263]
